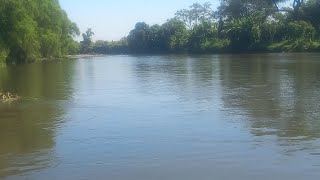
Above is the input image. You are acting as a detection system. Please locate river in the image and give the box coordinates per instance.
[1,54,320,179]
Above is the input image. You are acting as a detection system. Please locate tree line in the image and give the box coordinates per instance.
[0,0,80,64]
[83,0,320,54]
[1,0,319,64]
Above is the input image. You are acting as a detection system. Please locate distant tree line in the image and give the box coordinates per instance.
[0,0,80,64]
[82,0,320,54]
[80,28,129,54]
[1,0,319,64]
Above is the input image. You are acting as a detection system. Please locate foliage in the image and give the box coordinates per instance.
[127,22,152,52]
[86,0,320,54]
[92,37,129,54]
[67,40,80,55]
[3,0,319,59]
[268,20,319,51]
[269,38,320,51]
[126,19,188,53]
[300,0,320,31]
[83,0,319,54]
[80,28,95,54]
[188,21,218,51]
[286,20,316,39]
[175,2,215,29]
[0,39,9,63]
[108,37,129,54]
[161,19,189,51]
[216,0,287,20]
[0,0,79,64]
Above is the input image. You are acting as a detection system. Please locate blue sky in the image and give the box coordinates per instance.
[59,0,220,41]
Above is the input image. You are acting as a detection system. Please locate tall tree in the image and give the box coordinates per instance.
[175,2,214,29]
[0,0,79,64]
[80,28,95,54]
[217,0,288,21]
[127,22,152,52]
[161,19,188,51]
[300,0,320,30]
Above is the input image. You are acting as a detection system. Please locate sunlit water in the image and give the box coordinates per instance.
[1,54,320,180]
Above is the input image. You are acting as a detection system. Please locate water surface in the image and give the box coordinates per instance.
[1,54,320,179]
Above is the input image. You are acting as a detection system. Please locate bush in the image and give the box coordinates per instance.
[286,21,316,39]
[0,48,9,63]
[269,39,320,52]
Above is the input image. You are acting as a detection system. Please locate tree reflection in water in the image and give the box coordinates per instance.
[0,60,75,177]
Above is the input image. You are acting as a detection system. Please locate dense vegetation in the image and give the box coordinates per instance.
[1,0,319,63]
[85,0,320,54]
[0,0,80,64]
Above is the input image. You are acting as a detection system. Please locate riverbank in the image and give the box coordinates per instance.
[66,50,320,58]
[66,54,105,59]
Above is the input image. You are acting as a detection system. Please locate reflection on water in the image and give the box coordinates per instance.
[0,61,75,178]
[1,54,320,180]
[219,54,320,143]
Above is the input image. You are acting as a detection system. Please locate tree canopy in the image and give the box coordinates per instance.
[1,0,320,62]
[0,0,79,64]
[86,0,320,54]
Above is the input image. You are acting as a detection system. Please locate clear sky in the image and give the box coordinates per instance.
[59,0,219,41]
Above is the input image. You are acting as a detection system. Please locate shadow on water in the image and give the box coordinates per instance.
[0,60,76,178]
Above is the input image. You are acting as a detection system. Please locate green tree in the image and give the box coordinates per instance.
[127,22,152,52]
[300,0,320,31]
[160,19,189,51]
[217,0,288,21]
[93,40,109,54]
[80,28,95,54]
[108,37,129,54]
[149,24,166,51]
[0,0,79,64]
[224,15,263,51]
[188,21,218,51]
[175,2,214,29]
